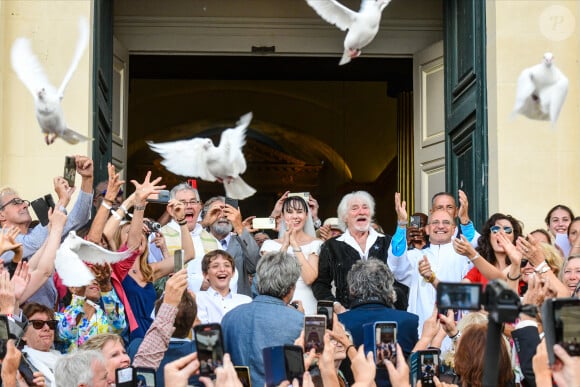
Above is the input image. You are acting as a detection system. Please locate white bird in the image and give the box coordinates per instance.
[55,231,133,287]
[306,0,391,65]
[512,52,569,126]
[10,17,91,145]
[148,112,256,200]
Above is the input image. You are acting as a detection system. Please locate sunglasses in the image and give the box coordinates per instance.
[520,259,534,268]
[29,319,58,330]
[0,198,30,211]
[490,225,513,234]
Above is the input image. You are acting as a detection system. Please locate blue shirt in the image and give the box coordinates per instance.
[222,295,303,387]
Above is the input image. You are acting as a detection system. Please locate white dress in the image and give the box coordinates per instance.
[261,239,323,315]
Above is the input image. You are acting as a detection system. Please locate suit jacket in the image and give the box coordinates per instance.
[225,229,260,297]
[512,325,541,387]
[338,302,419,387]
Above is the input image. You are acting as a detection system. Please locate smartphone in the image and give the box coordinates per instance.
[64,156,76,188]
[31,194,55,226]
[317,301,334,330]
[287,192,310,201]
[174,249,184,272]
[234,366,252,387]
[304,315,326,354]
[194,323,225,377]
[436,282,482,314]
[252,217,276,230]
[263,345,304,387]
[0,315,9,359]
[135,367,156,387]
[116,367,135,387]
[225,197,239,209]
[410,349,440,387]
[146,190,170,204]
[410,215,421,228]
[542,297,580,365]
[19,353,39,386]
[374,322,397,368]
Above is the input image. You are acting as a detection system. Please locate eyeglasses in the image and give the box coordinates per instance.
[520,259,534,268]
[29,319,58,330]
[180,200,201,206]
[429,220,452,226]
[0,198,30,211]
[490,225,513,234]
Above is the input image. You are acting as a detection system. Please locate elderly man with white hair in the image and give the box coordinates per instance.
[55,350,109,387]
[312,191,409,313]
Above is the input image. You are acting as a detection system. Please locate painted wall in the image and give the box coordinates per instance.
[0,0,91,204]
[487,0,580,232]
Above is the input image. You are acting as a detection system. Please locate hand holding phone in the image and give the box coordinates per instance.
[317,301,334,330]
[225,197,239,209]
[304,315,326,354]
[194,323,225,377]
[63,156,76,188]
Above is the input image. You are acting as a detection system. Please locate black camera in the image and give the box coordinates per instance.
[143,220,161,233]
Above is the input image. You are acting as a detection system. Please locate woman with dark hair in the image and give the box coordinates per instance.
[454,324,514,387]
[260,194,322,314]
[545,204,575,256]
[461,213,523,285]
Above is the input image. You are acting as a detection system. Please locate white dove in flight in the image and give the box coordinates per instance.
[148,112,256,200]
[10,17,91,145]
[55,231,133,287]
[512,52,569,126]
[306,0,391,65]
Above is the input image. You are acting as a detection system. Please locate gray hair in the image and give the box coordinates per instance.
[347,259,396,307]
[337,191,375,225]
[203,196,225,215]
[0,188,18,207]
[256,251,300,298]
[55,350,105,387]
[170,183,201,201]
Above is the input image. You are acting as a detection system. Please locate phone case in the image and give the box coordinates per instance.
[30,197,51,226]
[64,157,76,187]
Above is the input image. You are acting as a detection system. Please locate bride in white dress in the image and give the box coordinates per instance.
[260,194,322,314]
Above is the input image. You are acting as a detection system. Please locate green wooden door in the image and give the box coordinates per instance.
[444,0,488,228]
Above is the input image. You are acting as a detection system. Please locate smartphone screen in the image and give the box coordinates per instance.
[135,367,157,387]
[410,215,421,228]
[115,367,134,387]
[375,322,397,368]
[225,197,239,209]
[0,316,9,359]
[554,301,580,356]
[174,249,184,272]
[64,156,76,187]
[234,366,252,387]
[317,301,334,330]
[252,218,276,230]
[194,323,224,377]
[420,350,440,386]
[304,315,326,354]
[436,282,482,312]
[283,345,305,384]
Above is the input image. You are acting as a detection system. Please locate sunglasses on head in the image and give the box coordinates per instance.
[29,319,58,330]
[490,225,513,234]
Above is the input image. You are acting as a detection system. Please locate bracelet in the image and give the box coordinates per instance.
[134,204,146,211]
[102,197,114,205]
[534,261,548,273]
[119,204,129,215]
[425,272,436,283]
[177,218,187,226]
[110,210,122,221]
[470,253,481,262]
[101,201,112,210]
[449,331,462,342]
[506,272,521,281]
[397,220,408,226]
[293,247,302,253]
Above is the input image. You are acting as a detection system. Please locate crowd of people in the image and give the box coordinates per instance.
[1,155,580,387]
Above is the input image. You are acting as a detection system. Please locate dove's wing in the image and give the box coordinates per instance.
[548,71,569,125]
[512,68,536,114]
[147,139,217,181]
[306,0,358,31]
[74,238,134,265]
[55,245,95,287]
[10,38,54,98]
[217,112,252,174]
[58,17,89,98]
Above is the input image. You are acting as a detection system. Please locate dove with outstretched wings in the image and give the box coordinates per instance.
[147,112,256,200]
[10,17,91,145]
[55,231,133,287]
[306,0,391,65]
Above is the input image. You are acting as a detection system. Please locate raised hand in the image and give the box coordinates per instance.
[131,171,165,204]
[394,192,408,223]
[457,189,470,225]
[0,227,22,256]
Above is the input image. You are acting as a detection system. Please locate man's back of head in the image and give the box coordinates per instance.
[55,350,107,387]
[255,251,300,299]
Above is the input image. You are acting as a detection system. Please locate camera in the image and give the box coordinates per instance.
[143,220,161,233]
[436,280,521,324]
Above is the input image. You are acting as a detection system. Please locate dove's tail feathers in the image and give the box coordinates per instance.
[55,253,95,287]
[61,128,92,144]
[339,52,351,66]
[223,177,256,200]
[58,16,89,97]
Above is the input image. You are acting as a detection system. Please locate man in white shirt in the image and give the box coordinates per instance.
[195,250,251,324]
